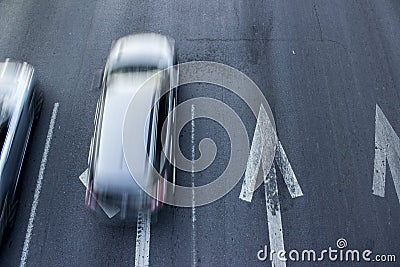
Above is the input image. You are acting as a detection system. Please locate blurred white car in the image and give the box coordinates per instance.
[85,33,178,221]
[0,60,43,241]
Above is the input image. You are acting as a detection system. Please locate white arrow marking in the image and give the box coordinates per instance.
[275,141,304,198]
[239,105,304,267]
[373,104,400,204]
[239,105,303,202]
[264,163,285,267]
[135,211,151,267]
[240,105,277,202]
[263,142,303,267]
[79,169,120,218]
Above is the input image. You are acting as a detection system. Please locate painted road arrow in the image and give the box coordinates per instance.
[79,169,120,218]
[239,105,303,267]
[373,105,400,204]
[239,104,303,202]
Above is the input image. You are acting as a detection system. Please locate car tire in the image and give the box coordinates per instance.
[7,197,18,230]
[34,89,44,121]
[150,210,158,225]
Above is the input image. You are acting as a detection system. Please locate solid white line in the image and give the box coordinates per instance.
[263,162,286,267]
[20,102,59,267]
[275,141,304,198]
[135,211,151,267]
[373,105,400,203]
[191,104,197,267]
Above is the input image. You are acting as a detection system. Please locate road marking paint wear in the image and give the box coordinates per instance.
[238,104,304,267]
[135,211,151,267]
[239,105,303,202]
[373,104,400,203]
[20,103,59,267]
[264,163,286,267]
[275,141,303,198]
[240,105,277,202]
[79,169,120,218]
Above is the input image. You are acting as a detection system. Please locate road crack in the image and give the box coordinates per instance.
[313,3,323,41]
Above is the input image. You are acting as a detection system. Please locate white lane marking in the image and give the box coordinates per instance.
[78,169,120,218]
[373,105,400,203]
[240,105,277,202]
[191,104,197,267]
[275,141,304,198]
[20,103,59,267]
[264,163,286,267]
[135,211,151,267]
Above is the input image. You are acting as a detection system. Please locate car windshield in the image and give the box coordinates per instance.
[106,66,162,89]
[112,66,160,74]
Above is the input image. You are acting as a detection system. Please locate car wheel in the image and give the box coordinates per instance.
[7,197,18,230]
[85,179,96,210]
[150,209,158,224]
[34,89,44,121]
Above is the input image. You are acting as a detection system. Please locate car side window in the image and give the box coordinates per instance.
[0,124,8,153]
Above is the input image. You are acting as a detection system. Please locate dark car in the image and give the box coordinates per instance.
[0,60,43,241]
[85,33,178,222]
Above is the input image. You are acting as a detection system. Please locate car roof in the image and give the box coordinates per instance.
[93,34,175,194]
[107,33,175,72]
[94,69,163,193]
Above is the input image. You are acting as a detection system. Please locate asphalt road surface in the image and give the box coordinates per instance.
[0,0,399,266]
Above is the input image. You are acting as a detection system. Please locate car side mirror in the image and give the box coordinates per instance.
[91,69,103,91]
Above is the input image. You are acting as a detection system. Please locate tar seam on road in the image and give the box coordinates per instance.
[20,102,59,267]
[135,211,151,267]
[191,104,197,267]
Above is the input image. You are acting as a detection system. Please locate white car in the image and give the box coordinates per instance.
[85,33,178,222]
